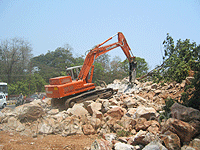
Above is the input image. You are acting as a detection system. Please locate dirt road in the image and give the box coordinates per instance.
[0,131,97,150]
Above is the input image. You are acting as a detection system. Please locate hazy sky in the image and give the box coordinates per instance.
[1,0,200,69]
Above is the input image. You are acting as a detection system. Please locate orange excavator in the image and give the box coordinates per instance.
[45,32,137,109]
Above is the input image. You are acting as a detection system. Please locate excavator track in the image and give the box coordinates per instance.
[50,88,116,110]
[65,88,115,108]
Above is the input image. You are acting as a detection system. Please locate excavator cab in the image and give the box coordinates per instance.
[66,65,82,80]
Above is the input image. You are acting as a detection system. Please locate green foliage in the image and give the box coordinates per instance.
[116,129,132,137]
[8,73,47,96]
[163,98,177,114]
[0,37,32,84]
[159,98,178,121]
[121,57,149,78]
[180,54,200,110]
[31,45,84,83]
[153,33,199,83]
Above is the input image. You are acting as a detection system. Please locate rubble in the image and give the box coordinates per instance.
[1,78,199,149]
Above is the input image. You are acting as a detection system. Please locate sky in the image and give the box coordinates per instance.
[0,0,200,69]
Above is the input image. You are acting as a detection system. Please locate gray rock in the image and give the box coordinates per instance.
[143,141,167,150]
[114,142,135,150]
[7,117,23,130]
[16,123,25,132]
[103,133,117,147]
[171,103,200,122]
[14,103,45,121]
[61,116,83,136]
[39,122,53,134]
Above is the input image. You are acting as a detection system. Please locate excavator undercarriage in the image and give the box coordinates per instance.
[51,87,116,110]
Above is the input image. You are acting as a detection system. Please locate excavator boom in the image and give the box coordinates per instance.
[78,32,136,82]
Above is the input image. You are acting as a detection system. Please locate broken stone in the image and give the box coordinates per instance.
[143,141,167,150]
[103,133,117,148]
[162,118,197,143]
[15,103,45,121]
[133,106,156,120]
[189,138,200,150]
[162,130,181,150]
[171,103,200,122]
[39,122,53,134]
[130,130,158,145]
[114,142,134,150]
[61,116,82,136]
[16,123,25,132]
[86,102,102,115]
[105,107,124,120]
[67,104,89,117]
[154,90,162,95]
[7,117,20,130]
[126,108,137,118]
[151,83,158,89]
[93,110,103,120]
[47,109,59,115]
[91,139,111,150]
[181,145,196,150]
[82,124,95,135]
[135,117,147,131]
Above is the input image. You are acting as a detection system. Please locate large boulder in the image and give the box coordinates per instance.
[162,118,197,143]
[171,103,200,122]
[133,106,157,120]
[7,117,25,132]
[14,103,45,121]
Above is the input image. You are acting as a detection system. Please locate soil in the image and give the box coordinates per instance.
[0,131,97,150]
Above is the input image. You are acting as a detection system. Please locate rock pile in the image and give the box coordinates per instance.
[0,78,199,150]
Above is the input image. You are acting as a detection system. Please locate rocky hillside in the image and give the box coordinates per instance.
[0,78,200,150]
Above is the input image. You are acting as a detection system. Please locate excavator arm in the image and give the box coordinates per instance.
[78,32,137,82]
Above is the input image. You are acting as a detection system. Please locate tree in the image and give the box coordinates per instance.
[153,33,199,83]
[30,45,82,83]
[122,57,149,78]
[180,46,200,110]
[92,54,111,85]
[0,38,32,84]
